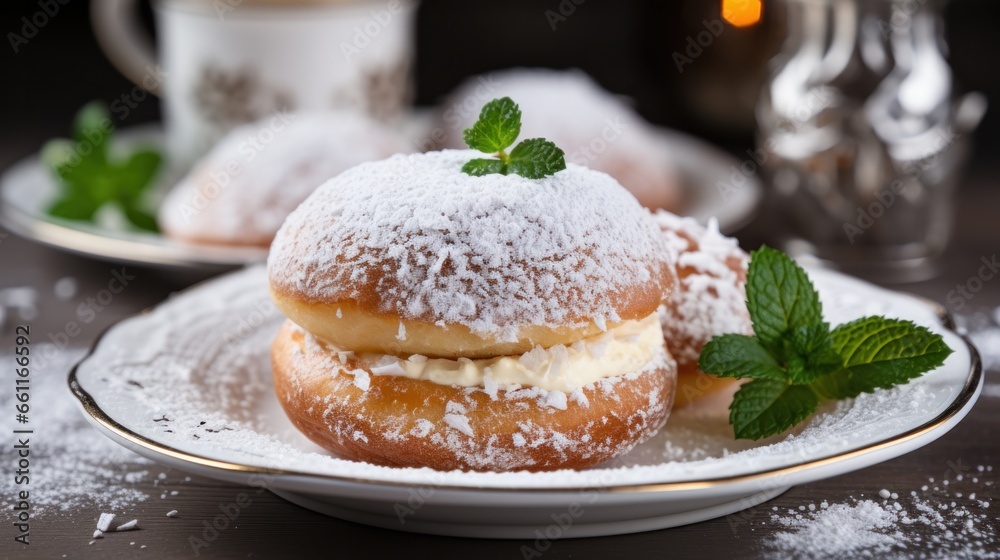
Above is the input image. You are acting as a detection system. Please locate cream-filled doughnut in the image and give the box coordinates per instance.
[159,111,413,247]
[268,150,675,359]
[271,321,675,472]
[436,68,682,211]
[268,149,677,472]
[653,211,752,407]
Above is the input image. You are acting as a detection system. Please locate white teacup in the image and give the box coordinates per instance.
[92,0,417,167]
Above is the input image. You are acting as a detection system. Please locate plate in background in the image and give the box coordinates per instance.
[1,119,761,272]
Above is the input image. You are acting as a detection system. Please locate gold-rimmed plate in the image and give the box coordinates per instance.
[68,265,980,538]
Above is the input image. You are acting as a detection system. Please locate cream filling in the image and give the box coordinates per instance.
[305,313,664,393]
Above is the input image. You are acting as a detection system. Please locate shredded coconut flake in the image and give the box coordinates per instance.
[443,414,474,437]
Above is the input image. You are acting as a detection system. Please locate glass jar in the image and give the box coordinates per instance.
[757,0,985,282]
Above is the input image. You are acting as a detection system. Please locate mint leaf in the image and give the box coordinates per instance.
[44,102,164,232]
[461,158,507,176]
[729,379,819,440]
[506,138,566,179]
[48,194,101,221]
[118,149,163,197]
[787,324,842,384]
[461,97,567,179]
[811,317,953,399]
[122,205,159,233]
[746,246,823,358]
[72,102,112,165]
[699,334,786,381]
[700,246,955,441]
[462,97,521,154]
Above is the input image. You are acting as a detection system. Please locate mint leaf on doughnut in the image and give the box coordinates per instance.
[462,158,507,176]
[461,97,566,179]
[462,96,521,154]
[699,246,953,441]
[506,138,566,179]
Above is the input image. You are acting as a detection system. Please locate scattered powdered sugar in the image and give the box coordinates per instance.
[652,211,752,366]
[268,150,672,341]
[765,472,999,559]
[73,266,971,489]
[0,346,151,517]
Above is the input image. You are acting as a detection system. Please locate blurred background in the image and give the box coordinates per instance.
[2,0,998,164]
[1,0,998,308]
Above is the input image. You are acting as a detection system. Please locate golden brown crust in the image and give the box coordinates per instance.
[269,255,674,359]
[271,320,676,472]
[672,363,739,408]
[271,290,648,359]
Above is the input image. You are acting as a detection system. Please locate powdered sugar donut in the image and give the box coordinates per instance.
[268,150,676,359]
[436,68,681,211]
[268,149,677,471]
[654,211,752,407]
[271,321,675,472]
[159,111,413,247]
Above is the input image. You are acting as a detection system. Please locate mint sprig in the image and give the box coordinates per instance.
[43,102,163,233]
[699,246,953,440]
[460,97,566,179]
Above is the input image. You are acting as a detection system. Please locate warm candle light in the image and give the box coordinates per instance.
[722,0,762,27]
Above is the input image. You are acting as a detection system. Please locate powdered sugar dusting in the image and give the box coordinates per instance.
[0,347,151,518]
[73,266,973,490]
[159,111,413,245]
[765,473,999,559]
[653,211,751,365]
[268,150,672,340]
[438,68,680,210]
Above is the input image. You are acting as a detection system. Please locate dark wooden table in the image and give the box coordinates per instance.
[0,170,998,559]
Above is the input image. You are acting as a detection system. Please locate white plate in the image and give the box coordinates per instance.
[2,122,760,272]
[0,125,268,271]
[68,265,981,538]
